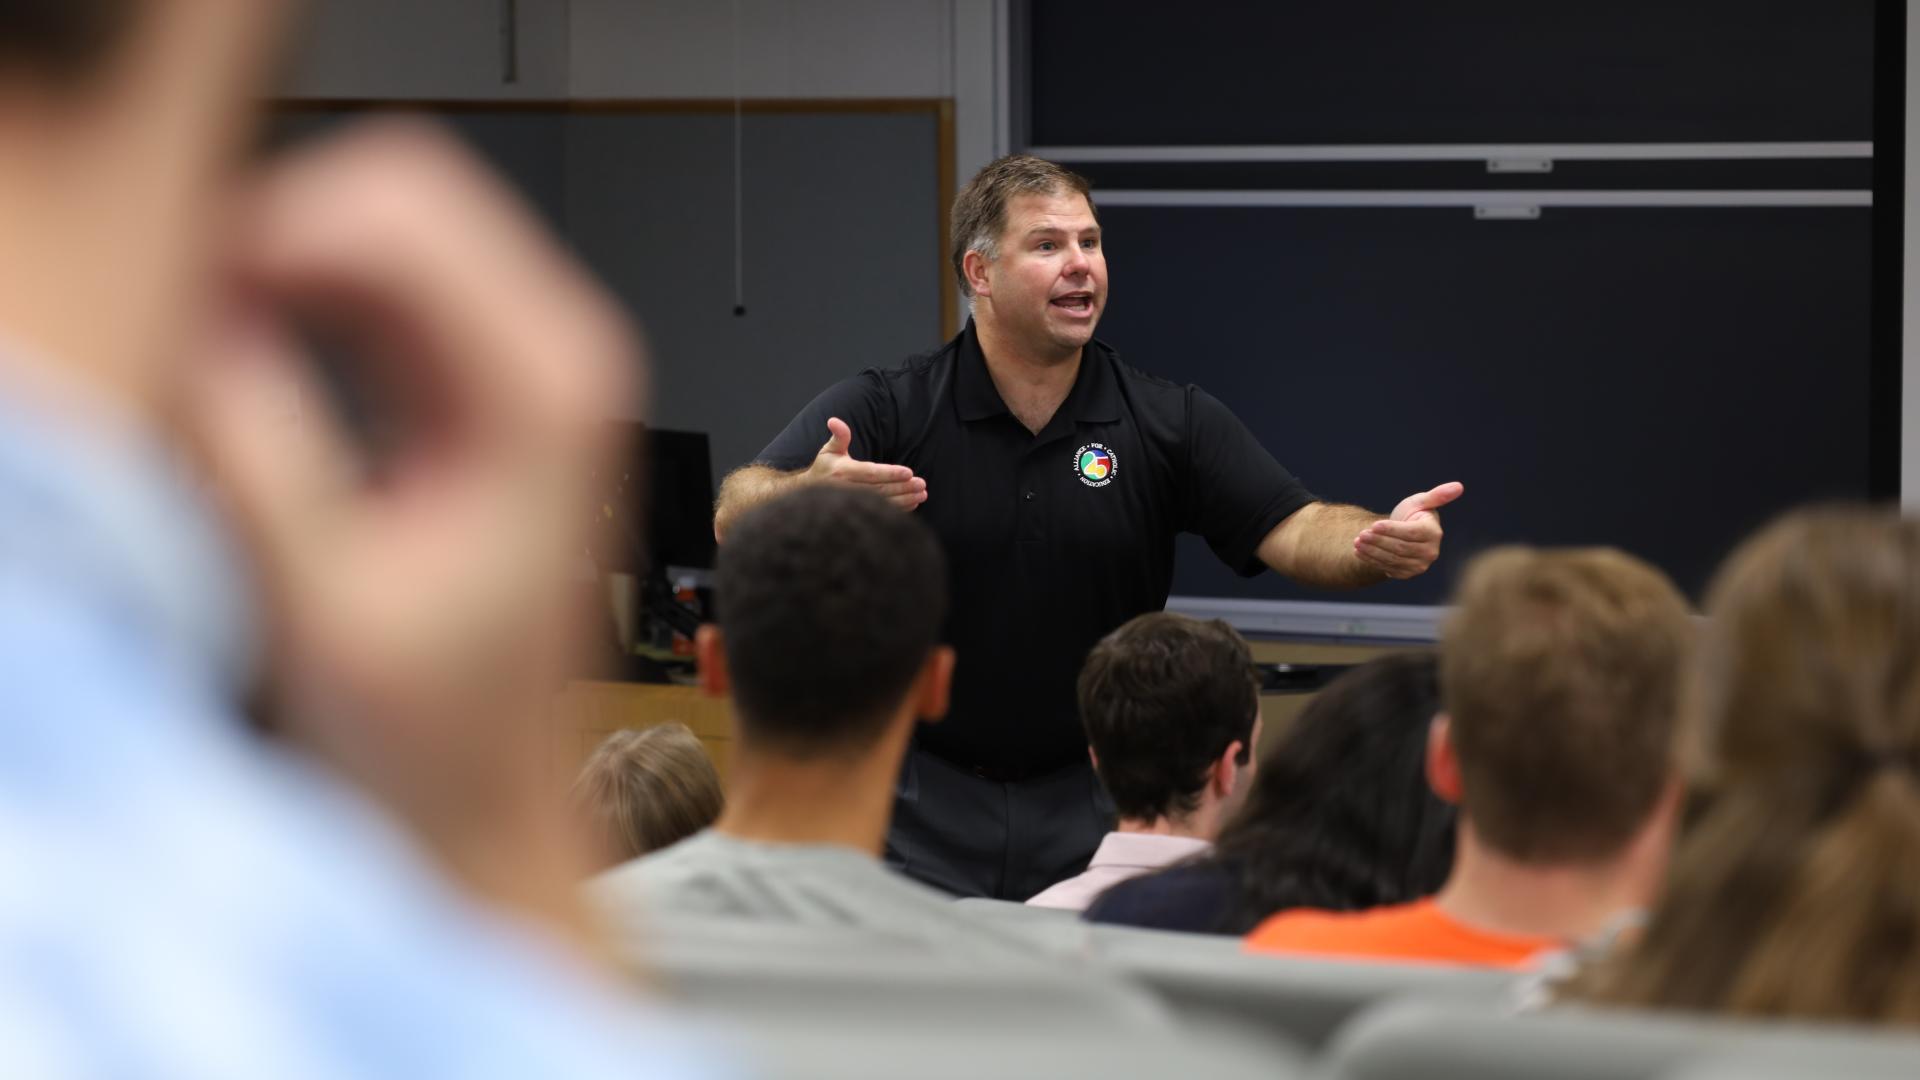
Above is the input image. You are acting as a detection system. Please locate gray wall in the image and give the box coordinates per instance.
[568,0,951,100]
[281,0,572,99]
[565,111,944,474]
[273,107,944,480]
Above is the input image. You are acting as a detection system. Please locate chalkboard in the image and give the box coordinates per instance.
[1026,1,1875,147]
[1019,2,1889,634]
[1091,203,1875,610]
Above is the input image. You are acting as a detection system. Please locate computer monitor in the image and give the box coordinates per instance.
[641,427,718,575]
[590,423,717,578]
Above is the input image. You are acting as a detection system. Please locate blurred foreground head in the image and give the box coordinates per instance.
[1577,508,1920,1024]
[0,2,715,1078]
[0,0,661,957]
[0,0,139,77]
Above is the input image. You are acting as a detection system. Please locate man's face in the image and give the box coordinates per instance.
[977,191,1107,357]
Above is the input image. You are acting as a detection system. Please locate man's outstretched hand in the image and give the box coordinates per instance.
[1353,481,1464,581]
[809,416,926,511]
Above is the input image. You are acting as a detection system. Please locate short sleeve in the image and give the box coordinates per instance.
[753,372,895,470]
[1181,387,1316,577]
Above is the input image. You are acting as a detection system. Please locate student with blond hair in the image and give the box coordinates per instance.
[576,725,724,868]
[1568,508,1920,1023]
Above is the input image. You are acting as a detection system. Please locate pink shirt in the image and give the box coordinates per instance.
[1025,832,1212,911]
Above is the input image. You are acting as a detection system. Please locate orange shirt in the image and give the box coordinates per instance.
[1244,899,1557,970]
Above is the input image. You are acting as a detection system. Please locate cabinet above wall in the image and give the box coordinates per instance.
[278,0,571,100]
[567,0,953,99]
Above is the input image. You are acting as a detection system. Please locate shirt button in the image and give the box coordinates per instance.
[1024,491,1035,501]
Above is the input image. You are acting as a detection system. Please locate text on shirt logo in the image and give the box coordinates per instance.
[1073,443,1117,488]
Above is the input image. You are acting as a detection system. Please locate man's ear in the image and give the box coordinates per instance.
[913,645,956,723]
[1426,713,1462,804]
[695,624,729,698]
[963,250,994,299]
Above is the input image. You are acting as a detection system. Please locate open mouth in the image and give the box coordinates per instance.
[1051,293,1094,315]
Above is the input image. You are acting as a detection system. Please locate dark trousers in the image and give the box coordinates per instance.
[884,744,1115,900]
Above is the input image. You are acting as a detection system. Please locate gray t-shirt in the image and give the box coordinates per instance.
[591,831,1059,957]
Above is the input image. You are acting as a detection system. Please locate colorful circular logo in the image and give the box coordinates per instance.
[1073,443,1116,488]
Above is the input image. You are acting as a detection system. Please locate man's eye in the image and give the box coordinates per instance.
[1082,238,1099,249]
[1037,241,1056,251]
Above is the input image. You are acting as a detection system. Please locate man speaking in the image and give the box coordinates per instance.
[714,155,1462,900]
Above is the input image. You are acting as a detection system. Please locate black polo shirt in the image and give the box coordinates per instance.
[755,322,1314,777]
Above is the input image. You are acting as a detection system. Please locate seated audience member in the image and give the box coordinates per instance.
[574,725,724,869]
[593,486,1034,951]
[1026,613,1261,910]
[1566,509,1920,1022]
[0,1,711,1074]
[1246,548,1693,969]
[1085,652,1455,934]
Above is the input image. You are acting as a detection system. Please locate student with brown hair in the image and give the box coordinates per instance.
[1247,547,1693,969]
[1568,508,1920,1023]
[1025,612,1262,911]
[575,725,724,868]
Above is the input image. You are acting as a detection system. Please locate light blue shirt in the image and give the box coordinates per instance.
[0,387,722,1079]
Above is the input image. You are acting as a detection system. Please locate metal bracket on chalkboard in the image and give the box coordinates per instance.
[1474,205,1542,220]
[1488,157,1554,173]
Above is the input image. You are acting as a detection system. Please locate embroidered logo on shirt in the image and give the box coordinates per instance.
[1073,444,1116,488]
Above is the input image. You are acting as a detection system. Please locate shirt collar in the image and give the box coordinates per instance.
[1087,832,1212,872]
[953,320,1124,426]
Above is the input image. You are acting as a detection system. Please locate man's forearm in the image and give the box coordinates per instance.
[1256,501,1389,590]
[713,463,809,541]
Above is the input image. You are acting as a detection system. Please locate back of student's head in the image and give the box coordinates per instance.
[573,724,723,867]
[1210,651,1455,931]
[1077,613,1258,823]
[1572,508,1920,1024]
[1441,546,1693,864]
[716,485,948,756]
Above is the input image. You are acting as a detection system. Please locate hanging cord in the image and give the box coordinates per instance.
[731,0,746,316]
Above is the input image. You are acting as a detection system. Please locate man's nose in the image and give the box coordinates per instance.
[1063,244,1090,276]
